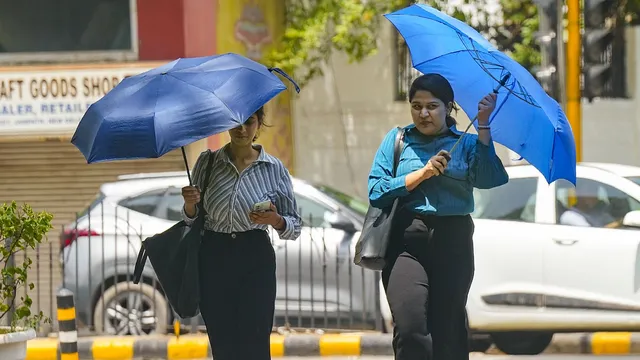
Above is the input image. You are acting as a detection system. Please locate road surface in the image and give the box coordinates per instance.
[141,356,640,360]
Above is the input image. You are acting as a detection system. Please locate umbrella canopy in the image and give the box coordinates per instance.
[385,4,576,184]
[71,52,300,164]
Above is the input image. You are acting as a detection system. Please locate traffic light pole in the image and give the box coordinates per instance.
[567,0,582,162]
[534,0,559,100]
[556,0,567,109]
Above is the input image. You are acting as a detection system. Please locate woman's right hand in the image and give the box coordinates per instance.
[424,150,450,177]
[181,186,201,206]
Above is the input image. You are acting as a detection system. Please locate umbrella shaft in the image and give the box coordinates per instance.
[448,115,477,154]
[181,147,193,186]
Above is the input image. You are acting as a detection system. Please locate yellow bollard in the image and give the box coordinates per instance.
[56,288,79,360]
[174,319,181,339]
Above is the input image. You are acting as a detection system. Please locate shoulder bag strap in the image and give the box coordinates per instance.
[134,152,215,284]
[197,150,216,216]
[392,127,405,177]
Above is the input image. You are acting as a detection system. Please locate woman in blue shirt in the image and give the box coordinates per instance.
[368,74,508,360]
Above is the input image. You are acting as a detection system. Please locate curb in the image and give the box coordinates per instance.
[26,332,640,359]
[547,332,640,355]
[26,333,393,359]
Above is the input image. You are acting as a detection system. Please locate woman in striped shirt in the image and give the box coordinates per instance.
[181,107,301,360]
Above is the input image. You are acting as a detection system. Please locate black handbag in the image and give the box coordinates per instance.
[354,127,404,271]
[132,151,215,318]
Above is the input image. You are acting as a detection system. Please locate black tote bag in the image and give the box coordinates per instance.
[132,151,215,318]
[354,127,404,271]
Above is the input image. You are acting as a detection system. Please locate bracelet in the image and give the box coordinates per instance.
[275,215,286,230]
[478,125,490,130]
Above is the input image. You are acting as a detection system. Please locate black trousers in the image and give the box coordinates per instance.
[198,229,276,360]
[382,214,475,360]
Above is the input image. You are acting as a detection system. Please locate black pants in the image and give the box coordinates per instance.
[198,229,276,360]
[382,214,475,360]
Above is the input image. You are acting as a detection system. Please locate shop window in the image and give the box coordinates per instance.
[0,0,135,62]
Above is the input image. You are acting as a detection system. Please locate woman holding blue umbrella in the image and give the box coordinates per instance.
[368,74,508,360]
[181,107,302,360]
[71,52,303,360]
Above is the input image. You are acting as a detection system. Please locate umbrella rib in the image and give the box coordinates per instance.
[165,74,237,119]
[151,84,161,157]
[412,49,490,94]
[388,13,498,52]
[167,66,285,122]
[91,76,157,124]
[410,49,472,69]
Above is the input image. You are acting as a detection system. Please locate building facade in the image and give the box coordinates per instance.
[0,0,294,326]
[292,22,640,200]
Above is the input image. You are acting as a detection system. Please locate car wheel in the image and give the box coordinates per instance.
[469,336,492,353]
[93,281,168,335]
[492,332,553,355]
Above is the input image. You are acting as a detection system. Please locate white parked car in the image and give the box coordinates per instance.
[61,173,383,336]
[466,162,640,354]
[62,163,640,355]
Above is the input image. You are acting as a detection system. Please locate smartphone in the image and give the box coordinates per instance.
[252,200,272,212]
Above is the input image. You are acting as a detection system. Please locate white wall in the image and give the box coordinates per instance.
[292,23,406,199]
[581,27,640,166]
[292,23,640,199]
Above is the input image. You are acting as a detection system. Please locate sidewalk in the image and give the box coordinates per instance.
[26,333,390,360]
[25,332,640,359]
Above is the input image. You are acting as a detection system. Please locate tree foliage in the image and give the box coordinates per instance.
[267,0,640,88]
[0,201,52,332]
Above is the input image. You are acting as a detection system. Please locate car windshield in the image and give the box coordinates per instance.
[627,176,640,186]
[314,185,368,217]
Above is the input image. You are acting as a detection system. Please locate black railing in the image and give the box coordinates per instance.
[29,202,387,336]
[394,32,422,102]
[1,241,57,336]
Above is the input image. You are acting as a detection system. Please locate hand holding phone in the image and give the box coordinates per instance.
[250,201,282,228]
[252,200,272,212]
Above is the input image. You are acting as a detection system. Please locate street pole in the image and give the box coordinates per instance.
[556,0,567,110]
[534,0,557,100]
[566,0,582,162]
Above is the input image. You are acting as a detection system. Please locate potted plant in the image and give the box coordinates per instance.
[0,201,52,360]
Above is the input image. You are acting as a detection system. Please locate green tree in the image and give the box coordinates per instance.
[484,0,640,73]
[267,0,466,86]
[268,0,640,87]
[1,201,52,332]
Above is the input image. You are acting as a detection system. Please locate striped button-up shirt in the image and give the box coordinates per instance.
[181,145,301,240]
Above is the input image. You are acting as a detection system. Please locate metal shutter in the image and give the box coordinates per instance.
[0,140,185,330]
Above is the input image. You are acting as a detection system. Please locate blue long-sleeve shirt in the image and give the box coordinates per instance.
[368,124,509,216]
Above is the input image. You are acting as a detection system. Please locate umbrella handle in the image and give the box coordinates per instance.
[269,68,301,93]
[448,73,511,154]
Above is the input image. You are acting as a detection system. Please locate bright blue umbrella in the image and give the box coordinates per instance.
[71,52,300,183]
[385,4,576,184]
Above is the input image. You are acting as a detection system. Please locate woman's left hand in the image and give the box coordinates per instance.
[249,202,283,227]
[477,93,497,125]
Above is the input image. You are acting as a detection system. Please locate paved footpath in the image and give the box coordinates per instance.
[25,332,640,359]
[280,355,640,360]
[115,355,640,360]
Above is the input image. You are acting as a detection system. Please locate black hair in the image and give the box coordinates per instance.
[253,106,270,141]
[408,73,459,127]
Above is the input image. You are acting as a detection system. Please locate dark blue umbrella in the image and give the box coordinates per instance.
[385,4,576,184]
[71,52,300,183]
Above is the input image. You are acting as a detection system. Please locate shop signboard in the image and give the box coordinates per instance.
[0,64,157,137]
